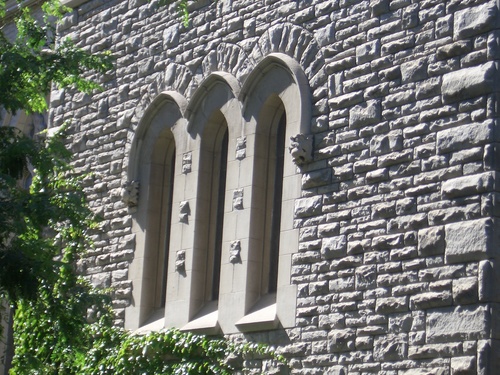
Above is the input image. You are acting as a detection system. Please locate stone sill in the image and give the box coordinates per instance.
[136,308,165,334]
[181,300,221,335]
[235,294,279,332]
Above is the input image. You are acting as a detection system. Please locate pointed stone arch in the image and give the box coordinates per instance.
[200,43,255,84]
[251,23,327,92]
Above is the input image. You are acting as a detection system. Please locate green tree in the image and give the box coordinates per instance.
[0,1,282,373]
[0,0,111,322]
[0,0,112,114]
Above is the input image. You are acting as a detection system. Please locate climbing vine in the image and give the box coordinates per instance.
[5,127,284,374]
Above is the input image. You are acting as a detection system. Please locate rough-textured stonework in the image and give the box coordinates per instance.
[53,0,500,373]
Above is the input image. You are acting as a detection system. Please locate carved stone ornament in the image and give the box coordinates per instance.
[236,136,246,160]
[182,152,192,174]
[233,189,244,210]
[121,180,140,207]
[179,201,190,223]
[175,250,186,272]
[289,133,313,166]
[229,240,241,264]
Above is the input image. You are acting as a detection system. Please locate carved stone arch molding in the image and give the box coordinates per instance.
[123,61,193,182]
[125,63,192,161]
[252,23,327,92]
[127,91,188,184]
[186,72,242,134]
[200,43,255,85]
[241,53,311,135]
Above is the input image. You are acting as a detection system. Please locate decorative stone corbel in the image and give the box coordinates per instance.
[175,250,186,272]
[121,180,140,207]
[179,201,190,223]
[289,134,313,166]
[229,240,241,264]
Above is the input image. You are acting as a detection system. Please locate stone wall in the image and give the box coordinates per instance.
[52,0,500,373]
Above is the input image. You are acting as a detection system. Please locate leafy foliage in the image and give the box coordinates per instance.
[0,125,96,302]
[2,126,283,374]
[0,0,112,114]
[0,124,102,372]
[83,327,281,374]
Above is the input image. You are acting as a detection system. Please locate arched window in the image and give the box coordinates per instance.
[179,76,239,334]
[125,59,309,334]
[265,111,286,295]
[250,104,287,297]
[125,94,185,331]
[134,128,176,330]
[148,137,175,310]
[197,114,228,304]
[233,54,310,333]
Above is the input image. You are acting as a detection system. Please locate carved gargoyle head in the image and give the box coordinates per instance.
[289,134,313,166]
[121,180,140,207]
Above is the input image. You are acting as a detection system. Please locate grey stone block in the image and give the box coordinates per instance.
[370,130,403,156]
[373,334,407,361]
[321,235,347,259]
[442,172,495,198]
[302,169,331,189]
[349,100,381,128]
[370,0,389,16]
[445,219,498,264]
[479,260,500,303]
[442,62,496,104]
[410,291,452,310]
[375,297,408,314]
[356,40,380,64]
[401,58,427,83]
[451,356,475,375]
[314,23,335,47]
[328,329,356,352]
[437,120,493,154]
[453,277,478,305]
[294,196,322,218]
[427,306,489,343]
[418,226,445,256]
[436,41,472,60]
[454,2,497,40]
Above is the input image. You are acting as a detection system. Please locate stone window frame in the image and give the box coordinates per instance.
[125,54,310,334]
[125,92,188,331]
[175,73,241,334]
[230,54,311,332]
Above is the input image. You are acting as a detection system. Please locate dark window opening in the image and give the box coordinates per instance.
[267,113,286,294]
